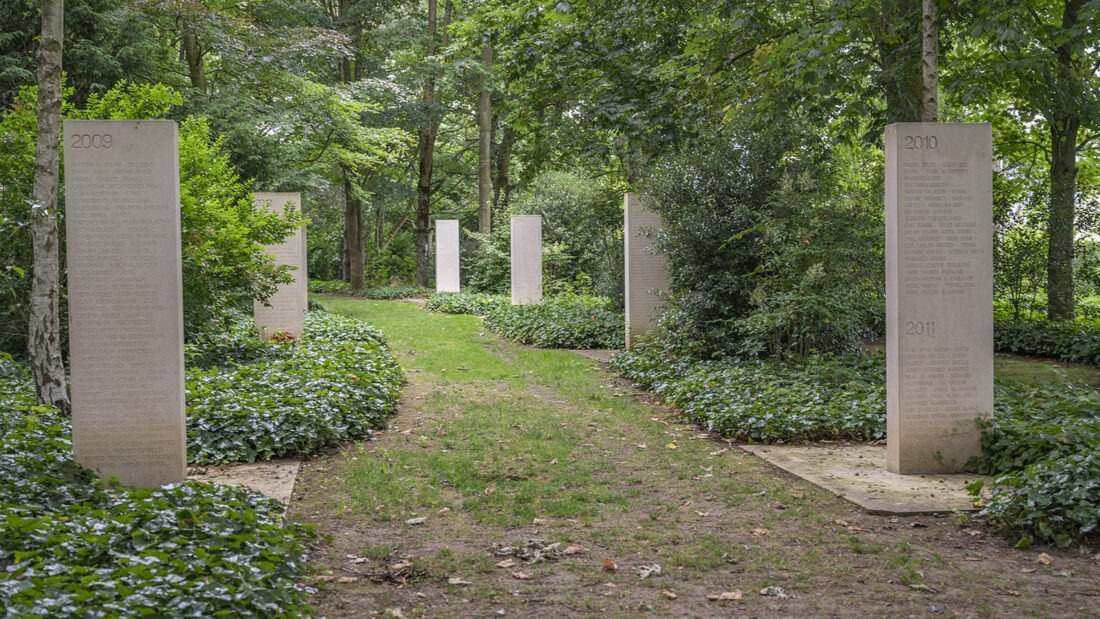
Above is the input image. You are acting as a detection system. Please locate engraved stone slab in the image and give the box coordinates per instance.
[885,123,993,474]
[510,215,542,304]
[435,219,460,292]
[624,193,669,347]
[65,120,186,488]
[253,193,306,340]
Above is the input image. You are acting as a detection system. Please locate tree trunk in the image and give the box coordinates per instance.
[477,42,493,234]
[1045,0,1084,321]
[878,0,923,123]
[920,0,938,122]
[493,124,515,214]
[414,0,452,287]
[344,171,365,289]
[181,31,207,100]
[28,0,70,416]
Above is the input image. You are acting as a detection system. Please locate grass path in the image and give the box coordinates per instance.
[290,297,1100,618]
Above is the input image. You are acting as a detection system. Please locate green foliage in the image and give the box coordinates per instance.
[482,295,625,350]
[186,311,402,464]
[611,343,886,443]
[0,378,320,616]
[994,317,1100,365]
[308,280,432,300]
[642,122,882,360]
[424,292,509,316]
[177,116,302,335]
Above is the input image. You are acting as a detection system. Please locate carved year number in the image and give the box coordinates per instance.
[903,135,937,150]
[904,321,935,336]
[69,133,112,149]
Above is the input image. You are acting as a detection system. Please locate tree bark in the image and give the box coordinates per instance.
[920,0,938,122]
[493,124,515,214]
[878,0,923,123]
[181,31,207,100]
[343,170,365,289]
[1045,0,1084,321]
[414,0,451,287]
[28,0,70,416]
[477,42,493,234]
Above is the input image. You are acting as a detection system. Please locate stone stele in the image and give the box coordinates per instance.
[510,215,543,304]
[624,193,669,348]
[64,120,186,488]
[885,122,993,474]
[253,193,306,340]
[435,219,460,292]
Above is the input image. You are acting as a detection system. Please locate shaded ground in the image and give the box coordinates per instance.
[290,299,1100,618]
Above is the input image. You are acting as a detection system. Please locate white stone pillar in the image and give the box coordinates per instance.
[435,219,461,292]
[253,193,306,340]
[624,193,669,347]
[886,123,993,474]
[510,215,542,304]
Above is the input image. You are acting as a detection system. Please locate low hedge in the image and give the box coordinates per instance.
[994,317,1100,365]
[185,311,402,463]
[425,292,508,316]
[308,280,432,299]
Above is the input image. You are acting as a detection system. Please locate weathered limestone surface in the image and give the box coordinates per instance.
[885,123,993,474]
[510,215,542,304]
[65,120,186,488]
[253,193,306,339]
[435,219,460,293]
[624,193,669,347]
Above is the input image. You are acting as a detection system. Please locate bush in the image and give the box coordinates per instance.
[0,378,320,616]
[994,317,1100,364]
[308,280,432,300]
[186,311,402,463]
[612,342,886,442]
[425,292,509,316]
[481,295,625,349]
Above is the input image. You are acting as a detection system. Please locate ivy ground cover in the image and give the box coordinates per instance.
[612,343,1100,547]
[0,310,402,616]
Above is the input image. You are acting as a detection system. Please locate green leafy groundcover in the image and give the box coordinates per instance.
[0,363,321,618]
[308,279,432,300]
[612,342,1099,547]
[427,292,625,349]
[994,317,1100,365]
[186,311,402,464]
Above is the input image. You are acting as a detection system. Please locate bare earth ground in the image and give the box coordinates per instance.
[290,356,1100,619]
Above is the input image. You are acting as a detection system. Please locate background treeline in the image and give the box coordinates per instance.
[2,0,1099,361]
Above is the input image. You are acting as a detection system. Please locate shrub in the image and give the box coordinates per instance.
[425,292,509,316]
[482,295,625,349]
[994,317,1100,365]
[308,280,432,300]
[185,311,402,463]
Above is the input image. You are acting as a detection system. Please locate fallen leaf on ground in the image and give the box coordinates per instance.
[834,519,849,527]
[666,443,678,449]
[389,561,413,571]
[399,429,413,435]
[662,591,678,600]
[436,507,451,516]
[760,586,795,599]
[635,444,648,449]
[564,545,588,555]
[751,528,769,537]
[908,584,938,593]
[336,576,358,584]
[602,558,618,572]
[1036,553,1052,565]
[706,591,743,601]
[695,511,710,517]
[511,571,532,580]
[447,577,473,586]
[638,564,662,579]
[347,556,366,564]
[405,516,427,525]
[1020,567,1037,573]
[710,448,728,456]
[495,559,517,569]
[532,518,547,525]
[484,487,495,496]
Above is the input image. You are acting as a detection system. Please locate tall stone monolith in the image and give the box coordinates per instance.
[510,215,542,304]
[886,123,993,474]
[253,193,306,340]
[624,193,669,347]
[65,120,186,488]
[436,219,460,292]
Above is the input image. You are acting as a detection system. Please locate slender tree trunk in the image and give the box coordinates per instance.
[343,171,365,289]
[414,0,452,287]
[1046,0,1084,321]
[920,0,938,122]
[29,0,70,416]
[878,0,923,123]
[181,31,207,100]
[477,42,493,234]
[493,124,515,214]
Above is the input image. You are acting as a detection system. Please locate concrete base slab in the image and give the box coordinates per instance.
[189,459,300,505]
[741,444,986,515]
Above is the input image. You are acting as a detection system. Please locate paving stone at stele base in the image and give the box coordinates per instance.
[741,444,988,515]
[188,459,300,506]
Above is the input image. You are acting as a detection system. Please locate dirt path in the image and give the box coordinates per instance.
[290,300,1100,618]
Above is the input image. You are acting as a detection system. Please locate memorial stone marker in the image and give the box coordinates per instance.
[253,193,306,340]
[885,123,993,474]
[435,219,461,292]
[65,120,186,488]
[624,193,670,347]
[510,215,543,304]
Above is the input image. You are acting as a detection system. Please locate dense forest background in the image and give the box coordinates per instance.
[2,0,1098,359]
